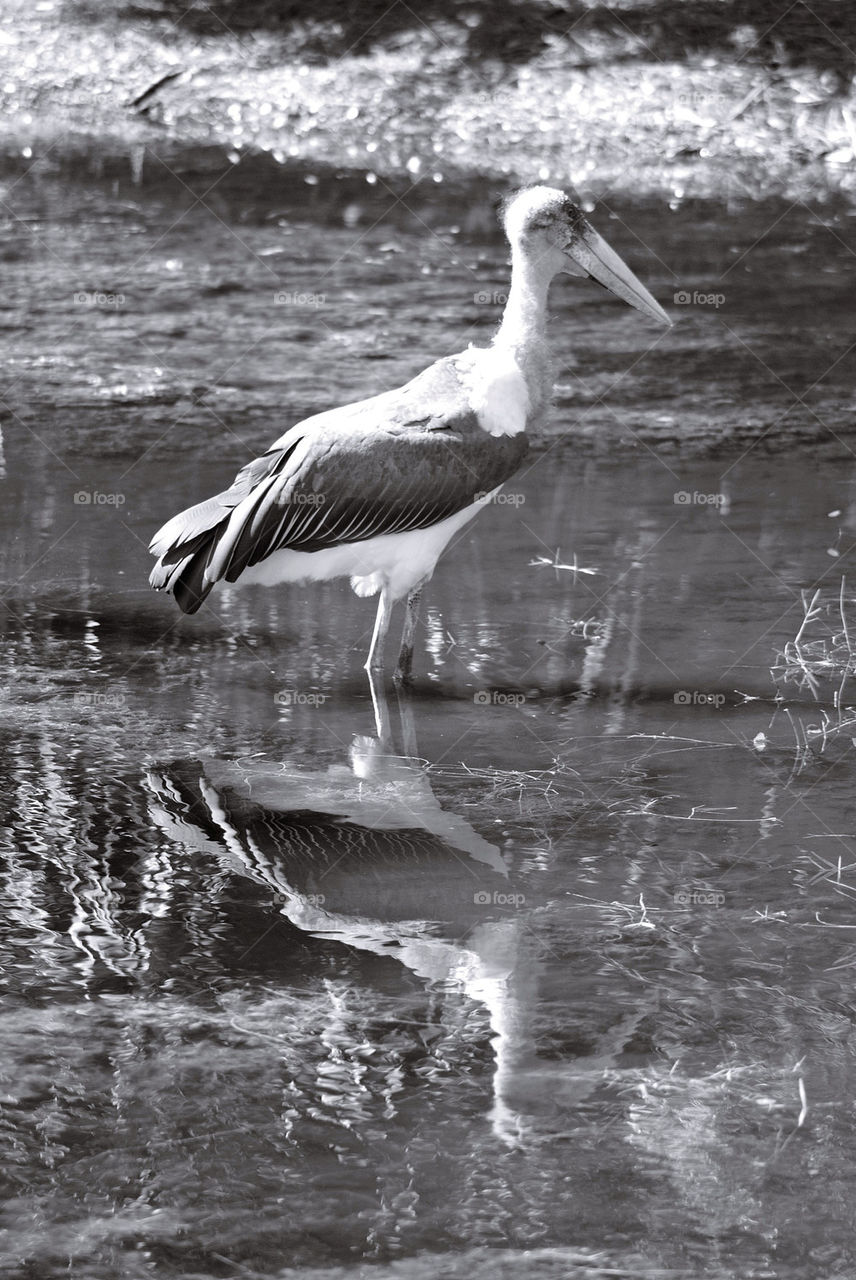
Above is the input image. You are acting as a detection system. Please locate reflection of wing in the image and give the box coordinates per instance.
[149,356,529,613]
[149,757,506,928]
[198,740,506,873]
[146,770,226,861]
[145,752,529,1143]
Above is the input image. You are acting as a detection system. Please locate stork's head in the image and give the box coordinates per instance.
[502,186,670,325]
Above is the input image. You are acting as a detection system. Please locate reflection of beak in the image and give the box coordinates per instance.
[566,224,671,325]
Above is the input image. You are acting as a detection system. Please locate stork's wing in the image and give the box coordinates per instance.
[149,356,529,613]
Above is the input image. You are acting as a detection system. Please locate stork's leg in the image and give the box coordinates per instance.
[366,666,392,742]
[365,587,393,673]
[394,582,425,684]
[395,683,419,759]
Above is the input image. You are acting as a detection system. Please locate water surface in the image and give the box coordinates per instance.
[2,170,856,1280]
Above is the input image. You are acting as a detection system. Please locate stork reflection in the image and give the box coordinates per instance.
[146,680,537,1143]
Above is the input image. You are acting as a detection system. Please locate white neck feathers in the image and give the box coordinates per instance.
[455,243,558,438]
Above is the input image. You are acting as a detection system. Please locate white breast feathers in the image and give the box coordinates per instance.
[454,346,530,438]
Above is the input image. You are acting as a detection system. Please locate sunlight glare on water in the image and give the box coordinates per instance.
[2,169,856,1280]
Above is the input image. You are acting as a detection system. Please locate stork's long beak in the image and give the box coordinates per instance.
[566,223,671,326]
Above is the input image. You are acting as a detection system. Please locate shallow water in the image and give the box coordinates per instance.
[3,153,856,458]
[2,169,856,1280]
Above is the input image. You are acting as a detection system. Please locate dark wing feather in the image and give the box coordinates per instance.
[150,356,529,613]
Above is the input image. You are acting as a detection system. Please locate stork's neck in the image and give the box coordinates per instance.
[492,248,556,414]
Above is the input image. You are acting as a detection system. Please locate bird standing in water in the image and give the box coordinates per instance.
[149,186,669,679]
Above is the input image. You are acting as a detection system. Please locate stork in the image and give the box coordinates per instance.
[149,186,670,679]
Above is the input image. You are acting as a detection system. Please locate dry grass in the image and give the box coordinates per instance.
[771,577,856,751]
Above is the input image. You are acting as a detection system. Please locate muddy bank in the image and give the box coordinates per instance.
[6,0,856,207]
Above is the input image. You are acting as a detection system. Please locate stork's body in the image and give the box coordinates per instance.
[149,187,669,677]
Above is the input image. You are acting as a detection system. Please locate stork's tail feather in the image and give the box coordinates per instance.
[149,547,216,615]
[149,497,231,615]
[149,542,219,615]
[148,443,299,614]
